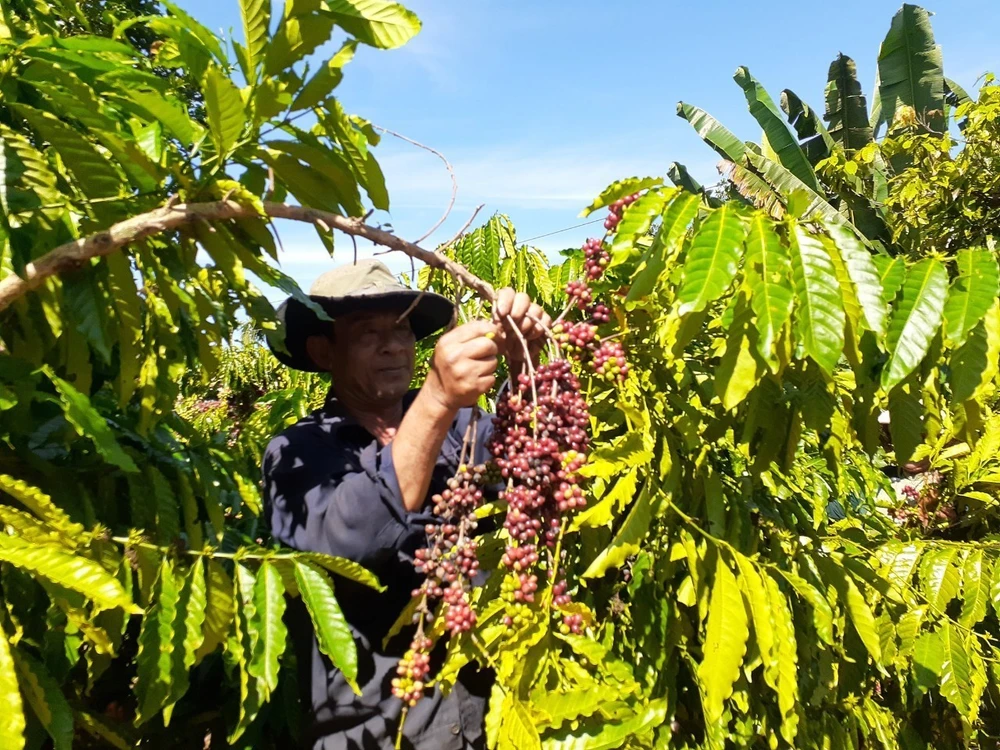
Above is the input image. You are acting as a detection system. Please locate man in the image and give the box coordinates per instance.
[263,259,549,749]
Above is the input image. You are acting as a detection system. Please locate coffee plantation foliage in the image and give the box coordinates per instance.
[0,0,998,747]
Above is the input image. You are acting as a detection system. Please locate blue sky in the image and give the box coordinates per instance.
[174,0,1000,299]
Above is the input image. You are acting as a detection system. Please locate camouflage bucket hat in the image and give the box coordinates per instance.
[269,259,453,372]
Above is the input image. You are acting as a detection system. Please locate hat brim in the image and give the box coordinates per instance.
[268,290,454,372]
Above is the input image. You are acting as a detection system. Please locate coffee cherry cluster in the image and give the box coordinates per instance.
[603,192,639,231]
[392,635,432,706]
[565,279,593,310]
[552,321,597,355]
[393,458,490,706]
[593,340,629,382]
[489,359,591,632]
[584,237,610,280]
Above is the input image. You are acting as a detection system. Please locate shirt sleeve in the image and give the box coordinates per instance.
[263,430,434,569]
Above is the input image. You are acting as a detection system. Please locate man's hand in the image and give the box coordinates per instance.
[424,320,500,411]
[493,288,551,365]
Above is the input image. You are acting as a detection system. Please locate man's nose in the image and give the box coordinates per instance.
[379,331,408,355]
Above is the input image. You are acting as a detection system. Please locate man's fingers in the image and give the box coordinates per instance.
[493,288,515,321]
[462,336,500,360]
[525,303,550,339]
[510,293,531,328]
[448,319,497,343]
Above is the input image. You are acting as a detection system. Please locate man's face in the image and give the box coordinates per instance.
[320,310,416,407]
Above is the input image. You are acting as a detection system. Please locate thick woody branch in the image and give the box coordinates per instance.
[0,200,496,313]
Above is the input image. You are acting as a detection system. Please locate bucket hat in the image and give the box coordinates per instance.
[270,259,453,372]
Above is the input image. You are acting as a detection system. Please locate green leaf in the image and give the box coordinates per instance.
[873,255,905,304]
[745,151,864,244]
[699,554,749,725]
[744,213,793,366]
[882,258,948,390]
[239,0,270,78]
[162,561,208,722]
[194,559,235,664]
[230,563,264,742]
[875,4,946,135]
[888,374,924,465]
[960,549,990,628]
[294,561,359,691]
[280,551,384,591]
[292,40,357,111]
[764,573,799,743]
[579,176,664,218]
[945,77,973,108]
[627,191,700,301]
[824,53,874,154]
[265,12,336,76]
[912,629,944,695]
[323,103,389,210]
[825,222,888,335]
[733,555,774,685]
[582,481,662,579]
[134,559,180,724]
[951,301,1000,403]
[939,623,975,717]
[533,683,634,728]
[571,469,639,530]
[13,104,122,198]
[116,90,201,144]
[539,699,667,750]
[608,188,673,268]
[0,631,25,750]
[787,222,845,374]
[780,89,837,164]
[12,649,72,750]
[778,569,834,645]
[735,67,822,193]
[203,65,245,157]
[668,162,721,206]
[943,248,999,347]
[497,694,541,750]
[920,546,961,613]
[322,0,421,49]
[842,571,882,666]
[676,102,746,162]
[677,203,747,315]
[49,369,130,462]
[145,465,180,545]
[249,560,287,700]
[0,535,136,613]
[715,292,766,410]
[0,474,83,539]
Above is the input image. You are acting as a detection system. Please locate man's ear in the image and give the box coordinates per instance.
[305,334,336,372]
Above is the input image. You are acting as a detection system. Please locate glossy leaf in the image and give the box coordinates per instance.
[194,559,235,664]
[323,0,421,49]
[0,474,83,539]
[715,293,766,410]
[787,223,845,374]
[920,546,961,612]
[294,561,359,691]
[875,4,945,134]
[583,482,662,579]
[881,257,948,390]
[579,176,664,218]
[943,248,999,347]
[608,188,673,267]
[825,222,887,335]
[134,559,179,724]
[248,560,287,700]
[842,572,882,665]
[540,699,667,750]
[46,370,138,472]
[627,191,700,301]
[780,89,837,164]
[960,549,990,628]
[698,554,749,724]
[735,66,821,192]
[12,649,72,750]
[765,573,799,743]
[0,535,135,613]
[939,623,975,717]
[0,629,25,750]
[744,213,793,365]
[675,102,746,162]
[499,695,541,750]
[292,40,358,111]
[239,0,270,76]
[203,65,245,157]
[677,203,747,314]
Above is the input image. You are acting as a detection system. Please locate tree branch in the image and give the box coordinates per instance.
[0,200,496,314]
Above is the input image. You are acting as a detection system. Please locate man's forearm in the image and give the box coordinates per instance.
[390,386,457,512]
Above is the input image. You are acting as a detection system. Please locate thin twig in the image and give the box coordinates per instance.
[441,204,485,250]
[372,124,458,244]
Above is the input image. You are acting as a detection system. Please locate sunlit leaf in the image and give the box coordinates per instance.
[698,554,749,725]
[677,203,748,314]
[882,257,948,390]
